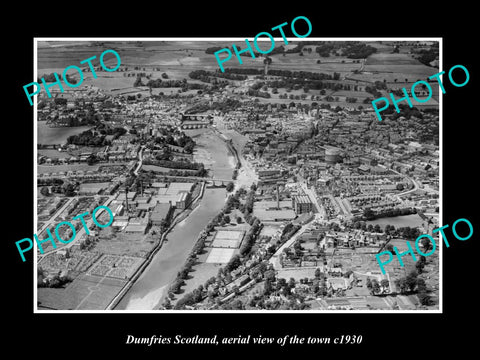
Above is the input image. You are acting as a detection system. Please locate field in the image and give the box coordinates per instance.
[94,228,158,258]
[379,239,418,276]
[37,163,102,174]
[141,164,199,174]
[88,254,144,279]
[172,262,220,303]
[38,149,71,159]
[36,40,440,113]
[277,267,318,281]
[37,274,127,310]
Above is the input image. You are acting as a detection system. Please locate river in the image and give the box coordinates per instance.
[38,121,92,145]
[115,128,234,310]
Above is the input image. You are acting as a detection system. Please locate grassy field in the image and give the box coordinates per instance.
[38,149,71,159]
[366,52,420,65]
[95,228,159,258]
[172,262,220,303]
[37,163,102,174]
[37,274,127,310]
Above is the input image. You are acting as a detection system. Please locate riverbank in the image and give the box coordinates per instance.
[113,128,233,310]
[214,127,258,191]
[108,181,206,310]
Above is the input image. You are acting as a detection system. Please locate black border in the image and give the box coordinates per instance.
[6,5,477,355]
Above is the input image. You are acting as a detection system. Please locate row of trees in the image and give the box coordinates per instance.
[350,220,423,242]
[224,68,335,81]
[264,77,348,93]
[362,207,417,221]
[41,182,76,197]
[239,217,262,256]
[168,230,209,297]
[143,159,208,177]
[134,77,209,92]
[148,159,203,171]
[189,69,247,82]
[38,178,64,187]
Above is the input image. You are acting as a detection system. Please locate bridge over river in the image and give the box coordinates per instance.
[153,174,232,186]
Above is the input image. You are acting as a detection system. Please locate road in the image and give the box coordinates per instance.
[133,145,144,176]
[269,225,310,270]
[398,178,419,197]
[298,178,325,221]
[390,168,419,197]
[342,58,366,80]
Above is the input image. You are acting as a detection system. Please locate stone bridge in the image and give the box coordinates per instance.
[156,175,231,186]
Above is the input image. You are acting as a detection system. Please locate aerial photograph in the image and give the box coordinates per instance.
[34,39,440,311]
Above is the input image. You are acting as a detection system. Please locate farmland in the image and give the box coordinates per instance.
[36,40,440,112]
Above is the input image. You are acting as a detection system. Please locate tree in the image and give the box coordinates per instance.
[371,279,380,295]
[236,216,242,224]
[417,291,432,306]
[314,268,321,279]
[87,154,98,165]
[63,183,76,197]
[226,182,234,192]
[415,260,425,274]
[416,278,427,292]
[223,215,231,224]
[264,278,273,295]
[405,270,418,292]
[163,297,172,309]
[364,208,375,220]
[385,243,394,253]
[395,277,408,294]
[421,237,433,252]
[40,186,50,196]
[134,76,144,87]
[366,277,372,291]
[380,279,390,293]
